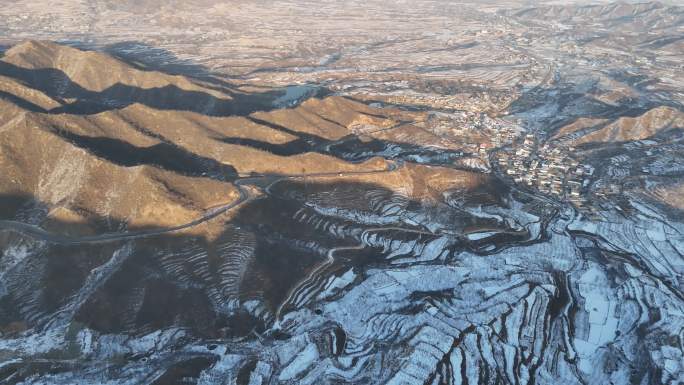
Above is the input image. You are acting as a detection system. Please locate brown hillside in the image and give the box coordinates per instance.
[0,41,477,238]
[554,106,684,145]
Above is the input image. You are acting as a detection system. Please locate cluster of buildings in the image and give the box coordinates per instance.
[429,111,521,151]
[451,111,515,135]
[378,92,508,113]
[495,134,594,207]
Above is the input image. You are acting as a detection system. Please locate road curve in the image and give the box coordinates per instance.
[273,224,435,324]
[0,160,401,245]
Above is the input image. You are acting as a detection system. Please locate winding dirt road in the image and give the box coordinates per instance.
[0,160,400,245]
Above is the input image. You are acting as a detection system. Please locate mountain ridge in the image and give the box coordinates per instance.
[0,40,481,238]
